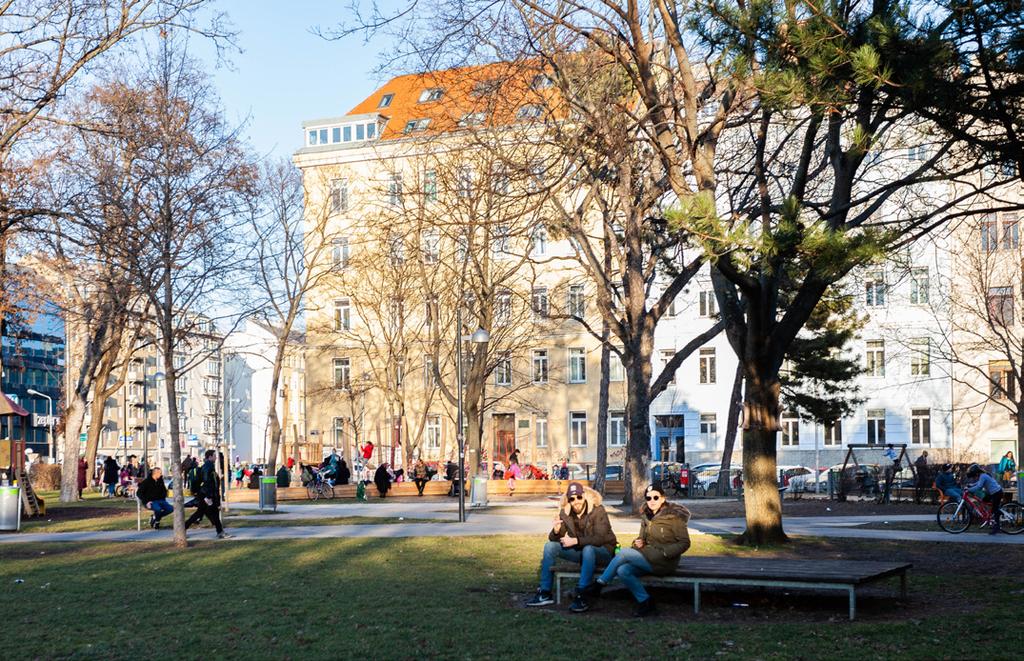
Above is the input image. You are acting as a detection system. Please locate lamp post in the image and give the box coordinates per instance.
[26,389,53,461]
[454,303,489,523]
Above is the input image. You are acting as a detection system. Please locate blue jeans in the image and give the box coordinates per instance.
[598,547,653,602]
[147,499,173,522]
[105,483,116,496]
[538,541,613,592]
[943,487,963,502]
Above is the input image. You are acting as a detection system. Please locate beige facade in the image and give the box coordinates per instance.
[295,71,628,475]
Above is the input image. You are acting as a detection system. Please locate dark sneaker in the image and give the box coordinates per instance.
[990,524,1001,535]
[217,532,232,539]
[569,595,590,613]
[633,598,657,618]
[526,590,555,607]
[581,581,604,600]
[149,514,156,529]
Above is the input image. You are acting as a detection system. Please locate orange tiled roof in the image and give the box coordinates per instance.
[347,62,561,140]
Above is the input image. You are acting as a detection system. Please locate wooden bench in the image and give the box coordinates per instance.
[554,557,910,620]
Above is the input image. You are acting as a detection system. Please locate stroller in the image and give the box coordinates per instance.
[114,468,136,498]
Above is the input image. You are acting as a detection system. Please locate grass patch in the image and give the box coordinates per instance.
[1,534,1021,659]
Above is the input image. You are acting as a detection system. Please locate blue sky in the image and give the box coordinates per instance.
[193,0,394,160]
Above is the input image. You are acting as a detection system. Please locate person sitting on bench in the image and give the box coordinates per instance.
[137,467,173,529]
[527,482,616,613]
[934,463,961,502]
[583,484,691,618]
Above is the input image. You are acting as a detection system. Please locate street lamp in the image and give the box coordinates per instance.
[26,389,53,462]
[455,305,490,523]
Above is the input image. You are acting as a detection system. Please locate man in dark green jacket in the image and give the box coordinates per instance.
[184,449,231,539]
[526,482,617,612]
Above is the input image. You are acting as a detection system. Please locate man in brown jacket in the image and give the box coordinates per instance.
[526,482,617,612]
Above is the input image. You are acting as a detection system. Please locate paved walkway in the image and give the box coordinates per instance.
[3,498,1023,545]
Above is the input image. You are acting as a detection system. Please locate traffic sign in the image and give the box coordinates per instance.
[79,433,87,443]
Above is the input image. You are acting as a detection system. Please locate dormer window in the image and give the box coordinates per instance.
[379,93,394,108]
[531,74,554,90]
[516,105,543,121]
[458,112,486,127]
[404,118,431,133]
[418,88,444,103]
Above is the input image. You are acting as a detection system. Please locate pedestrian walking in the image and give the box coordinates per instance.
[998,451,1016,487]
[76,456,88,499]
[185,449,231,538]
[102,455,119,497]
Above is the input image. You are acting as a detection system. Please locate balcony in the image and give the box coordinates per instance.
[127,369,146,384]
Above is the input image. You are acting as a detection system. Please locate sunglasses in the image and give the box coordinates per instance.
[645,495,661,502]
[569,495,585,502]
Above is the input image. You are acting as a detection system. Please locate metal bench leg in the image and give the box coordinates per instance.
[693,582,701,614]
[556,575,562,605]
[848,587,856,621]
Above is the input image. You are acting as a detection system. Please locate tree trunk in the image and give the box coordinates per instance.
[58,395,88,502]
[83,386,109,470]
[737,365,787,545]
[594,323,610,495]
[265,337,288,475]
[1017,401,1024,501]
[466,397,483,478]
[623,390,652,513]
[164,344,187,549]
[717,361,744,496]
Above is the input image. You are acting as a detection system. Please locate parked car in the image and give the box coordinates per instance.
[649,461,682,485]
[777,465,816,491]
[689,463,742,493]
[604,465,624,481]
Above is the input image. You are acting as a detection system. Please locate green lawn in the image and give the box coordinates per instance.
[1,533,1019,660]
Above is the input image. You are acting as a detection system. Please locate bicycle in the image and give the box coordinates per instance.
[937,489,1023,534]
[306,469,335,500]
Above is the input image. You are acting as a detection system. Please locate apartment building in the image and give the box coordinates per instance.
[223,319,308,464]
[296,64,1013,474]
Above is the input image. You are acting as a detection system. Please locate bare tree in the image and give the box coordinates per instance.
[94,38,256,548]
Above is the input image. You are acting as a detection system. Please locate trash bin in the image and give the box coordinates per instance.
[259,477,277,512]
[470,476,488,507]
[0,485,21,532]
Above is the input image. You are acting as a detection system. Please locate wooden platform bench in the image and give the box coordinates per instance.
[554,557,911,621]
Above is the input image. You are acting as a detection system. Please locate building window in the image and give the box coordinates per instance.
[423,357,436,388]
[334,299,351,331]
[387,173,403,206]
[1003,212,1020,250]
[982,215,999,252]
[423,169,437,202]
[333,358,351,390]
[490,224,510,257]
[495,355,512,386]
[388,233,405,264]
[418,87,444,103]
[568,348,586,383]
[609,354,625,382]
[865,272,886,307]
[989,361,1015,400]
[987,286,1014,325]
[866,409,886,445]
[609,412,627,447]
[422,230,440,264]
[516,104,543,121]
[824,419,842,446]
[781,411,800,446]
[569,411,588,446]
[332,237,350,269]
[379,93,393,108]
[699,289,717,317]
[330,179,349,214]
[426,415,442,448]
[907,144,929,161]
[457,166,473,198]
[660,349,676,385]
[666,297,678,318]
[536,416,548,447]
[332,417,346,446]
[699,413,717,445]
[910,338,930,376]
[458,111,486,127]
[494,291,512,326]
[532,350,548,384]
[531,74,554,90]
[911,408,931,445]
[568,284,585,318]
[531,287,549,319]
[865,340,885,377]
[699,347,716,384]
[531,226,548,257]
[910,268,929,305]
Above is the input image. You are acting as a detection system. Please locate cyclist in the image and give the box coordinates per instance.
[934,463,962,502]
[966,464,1004,534]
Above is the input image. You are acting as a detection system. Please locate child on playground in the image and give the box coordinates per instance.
[966,464,1004,534]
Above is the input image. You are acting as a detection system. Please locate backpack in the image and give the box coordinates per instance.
[187,464,202,495]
